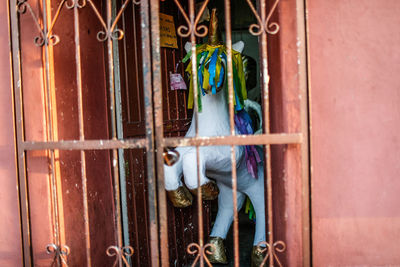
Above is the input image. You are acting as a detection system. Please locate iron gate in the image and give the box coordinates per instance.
[9,0,310,266]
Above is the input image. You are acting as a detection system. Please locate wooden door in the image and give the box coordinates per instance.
[118,2,211,266]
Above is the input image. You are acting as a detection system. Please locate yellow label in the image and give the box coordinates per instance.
[159,13,178,49]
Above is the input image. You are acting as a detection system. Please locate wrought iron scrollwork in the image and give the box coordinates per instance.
[17,0,138,44]
[246,0,280,36]
[106,245,134,267]
[187,242,215,267]
[17,0,68,46]
[173,0,210,38]
[46,243,70,267]
[84,0,139,42]
[65,0,86,9]
[256,240,286,267]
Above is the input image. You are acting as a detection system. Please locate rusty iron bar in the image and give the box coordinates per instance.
[21,138,148,151]
[41,0,61,254]
[190,0,203,263]
[21,133,301,154]
[41,1,70,264]
[9,0,33,265]
[140,0,161,265]
[164,133,302,147]
[260,0,275,265]
[20,133,301,151]
[187,0,211,266]
[150,0,169,265]
[297,0,312,265]
[68,0,92,265]
[223,0,241,265]
[105,0,125,264]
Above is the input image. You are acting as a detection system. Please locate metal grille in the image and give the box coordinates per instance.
[9,0,310,266]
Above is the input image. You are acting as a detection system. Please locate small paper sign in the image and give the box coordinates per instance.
[160,13,178,49]
[170,72,187,90]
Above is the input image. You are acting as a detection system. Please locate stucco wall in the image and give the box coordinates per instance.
[308,0,400,265]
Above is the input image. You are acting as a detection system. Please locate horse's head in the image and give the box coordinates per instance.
[184,40,245,96]
[183,8,245,97]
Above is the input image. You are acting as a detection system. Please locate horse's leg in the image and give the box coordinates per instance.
[182,149,219,200]
[164,147,193,208]
[211,182,246,238]
[244,172,266,246]
[242,168,267,266]
[207,182,246,264]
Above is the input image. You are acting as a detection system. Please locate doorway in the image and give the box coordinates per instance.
[9,0,309,266]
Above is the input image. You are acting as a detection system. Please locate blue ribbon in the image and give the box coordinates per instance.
[208,48,219,95]
[220,53,242,111]
[197,51,209,96]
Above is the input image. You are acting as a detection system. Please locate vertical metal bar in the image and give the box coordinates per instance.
[150,0,170,265]
[298,0,311,265]
[8,0,32,265]
[258,1,274,266]
[186,1,208,266]
[140,0,160,265]
[46,0,68,254]
[112,0,131,256]
[72,2,91,266]
[41,0,62,256]
[223,1,240,266]
[105,2,124,267]
[187,1,205,266]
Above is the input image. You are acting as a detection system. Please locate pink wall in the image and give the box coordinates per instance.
[308,0,400,265]
[0,2,23,266]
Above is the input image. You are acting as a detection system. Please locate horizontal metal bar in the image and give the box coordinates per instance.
[21,133,301,151]
[21,138,148,151]
[164,133,302,147]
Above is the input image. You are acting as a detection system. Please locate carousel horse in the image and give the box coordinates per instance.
[163,9,266,266]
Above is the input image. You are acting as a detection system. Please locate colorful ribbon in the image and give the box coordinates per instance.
[184,44,247,112]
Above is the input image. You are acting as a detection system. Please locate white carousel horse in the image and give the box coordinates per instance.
[164,37,267,265]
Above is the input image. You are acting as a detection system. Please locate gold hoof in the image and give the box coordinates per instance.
[207,236,228,264]
[167,186,193,208]
[251,246,267,267]
[190,181,219,201]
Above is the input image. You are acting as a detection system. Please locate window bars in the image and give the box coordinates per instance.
[9,0,309,266]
